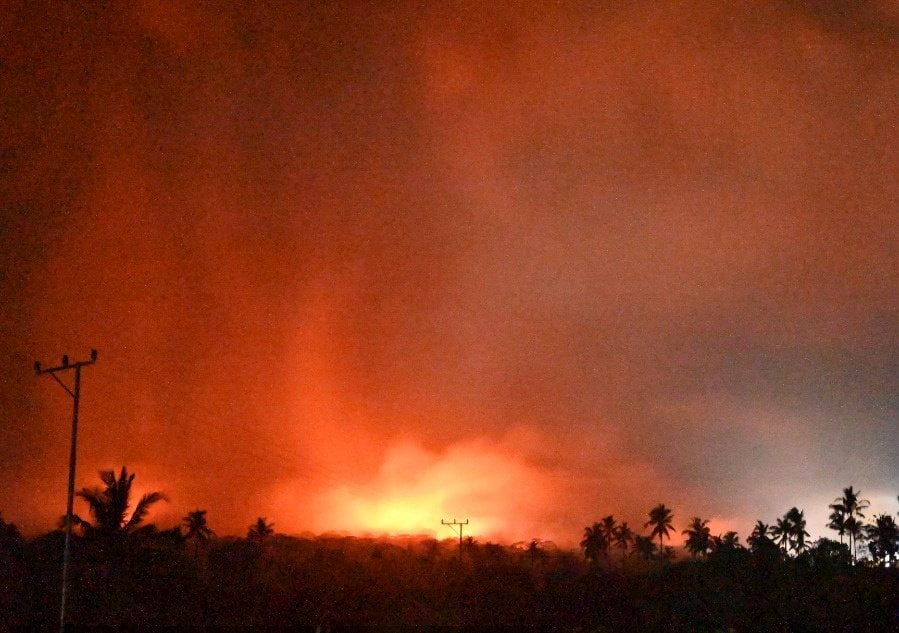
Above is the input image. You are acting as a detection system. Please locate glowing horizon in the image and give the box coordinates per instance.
[1,1,896,549]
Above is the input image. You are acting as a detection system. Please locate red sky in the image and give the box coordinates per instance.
[1,1,896,546]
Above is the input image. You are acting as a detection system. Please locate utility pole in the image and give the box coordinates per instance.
[35,349,97,633]
[441,518,469,562]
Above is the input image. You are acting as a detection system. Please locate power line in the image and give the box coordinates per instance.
[441,518,469,561]
[35,349,98,633]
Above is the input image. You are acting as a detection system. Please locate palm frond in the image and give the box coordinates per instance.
[98,469,117,488]
[76,486,109,529]
[124,491,167,532]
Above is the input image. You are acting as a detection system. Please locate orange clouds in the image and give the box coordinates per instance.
[1,1,895,544]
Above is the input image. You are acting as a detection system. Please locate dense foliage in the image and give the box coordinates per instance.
[0,475,897,631]
[1,528,896,631]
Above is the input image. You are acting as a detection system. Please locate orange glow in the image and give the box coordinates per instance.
[341,491,446,536]
[272,439,564,541]
[2,2,895,546]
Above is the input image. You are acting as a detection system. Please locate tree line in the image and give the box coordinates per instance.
[0,467,897,630]
[580,489,898,567]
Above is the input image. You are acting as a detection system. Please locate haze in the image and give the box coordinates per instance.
[1,1,896,546]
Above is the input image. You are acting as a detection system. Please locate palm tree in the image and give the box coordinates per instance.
[682,517,711,559]
[785,507,810,554]
[845,516,865,563]
[827,505,847,546]
[520,538,555,562]
[771,516,792,554]
[748,520,775,553]
[645,504,674,561]
[76,467,166,539]
[633,534,656,560]
[835,486,869,562]
[580,523,607,564]
[248,517,274,542]
[613,522,634,562]
[749,520,768,540]
[865,514,898,566]
[712,531,742,552]
[182,509,214,556]
[600,515,617,560]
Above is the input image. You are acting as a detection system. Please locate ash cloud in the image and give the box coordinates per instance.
[0,1,896,540]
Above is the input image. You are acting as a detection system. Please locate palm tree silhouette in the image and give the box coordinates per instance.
[248,517,274,542]
[865,513,898,566]
[580,523,606,564]
[827,506,847,546]
[600,515,617,559]
[523,538,555,560]
[712,531,742,552]
[845,516,865,563]
[682,517,711,559]
[75,467,166,539]
[771,516,792,554]
[645,504,674,561]
[613,522,634,562]
[784,507,810,554]
[633,534,656,560]
[834,486,869,562]
[182,509,214,556]
[748,521,774,553]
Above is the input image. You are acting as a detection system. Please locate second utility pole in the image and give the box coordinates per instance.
[35,349,98,633]
[441,518,469,562]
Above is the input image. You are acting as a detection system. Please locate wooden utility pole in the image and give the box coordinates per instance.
[441,518,469,562]
[35,349,97,633]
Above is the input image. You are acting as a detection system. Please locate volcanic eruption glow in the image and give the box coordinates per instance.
[0,1,896,545]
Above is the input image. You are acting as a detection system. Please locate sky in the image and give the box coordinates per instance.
[1,1,896,546]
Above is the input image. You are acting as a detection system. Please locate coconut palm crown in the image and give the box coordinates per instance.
[682,517,712,559]
[182,509,214,551]
[248,517,274,542]
[645,504,675,560]
[76,466,166,538]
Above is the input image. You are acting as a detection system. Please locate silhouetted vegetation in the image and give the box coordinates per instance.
[74,466,166,540]
[831,486,870,563]
[682,517,711,559]
[645,503,675,560]
[182,509,214,559]
[247,516,274,542]
[1,473,897,631]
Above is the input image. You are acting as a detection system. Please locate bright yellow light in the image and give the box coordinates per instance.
[286,439,552,540]
[350,492,445,535]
